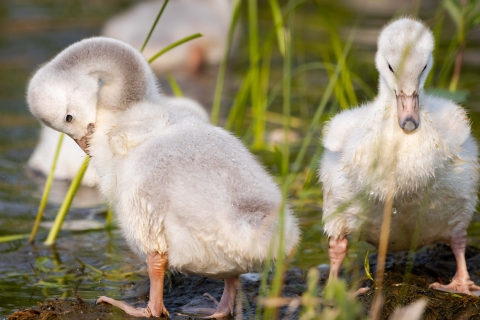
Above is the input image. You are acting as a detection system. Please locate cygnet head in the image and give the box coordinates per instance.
[27,37,159,154]
[375,18,434,133]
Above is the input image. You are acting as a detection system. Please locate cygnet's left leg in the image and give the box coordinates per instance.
[327,237,369,295]
[430,228,480,295]
[181,277,239,318]
[328,237,348,282]
[97,252,170,317]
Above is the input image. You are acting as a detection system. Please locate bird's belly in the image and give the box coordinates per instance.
[176,264,248,280]
[361,200,464,251]
[167,237,257,279]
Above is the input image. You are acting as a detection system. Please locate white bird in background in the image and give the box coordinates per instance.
[102,0,233,74]
[27,37,300,318]
[320,18,480,295]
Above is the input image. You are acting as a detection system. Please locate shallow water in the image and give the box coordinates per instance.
[2,0,480,318]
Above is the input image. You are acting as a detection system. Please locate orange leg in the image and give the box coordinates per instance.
[97,252,169,317]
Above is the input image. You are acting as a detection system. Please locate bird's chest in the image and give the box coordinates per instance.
[360,188,463,251]
[348,125,449,200]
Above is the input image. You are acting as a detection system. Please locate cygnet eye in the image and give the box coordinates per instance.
[422,64,427,72]
[388,63,394,73]
[66,114,73,123]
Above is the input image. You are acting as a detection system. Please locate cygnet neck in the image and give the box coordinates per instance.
[52,37,161,111]
[377,75,396,103]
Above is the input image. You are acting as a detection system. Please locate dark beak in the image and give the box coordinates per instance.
[397,92,420,133]
[75,136,89,155]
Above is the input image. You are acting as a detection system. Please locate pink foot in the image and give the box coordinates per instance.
[355,287,370,295]
[430,279,480,296]
[180,277,238,319]
[429,228,480,296]
[97,296,169,318]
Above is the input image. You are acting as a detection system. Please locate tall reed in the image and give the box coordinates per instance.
[29,133,64,243]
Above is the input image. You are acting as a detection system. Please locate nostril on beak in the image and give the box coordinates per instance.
[401,95,407,111]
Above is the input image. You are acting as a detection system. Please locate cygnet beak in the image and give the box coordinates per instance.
[75,136,90,155]
[396,92,420,133]
[74,123,95,155]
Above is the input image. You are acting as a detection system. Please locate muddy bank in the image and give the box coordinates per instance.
[358,273,480,320]
[357,243,480,319]
[8,243,480,319]
[7,268,305,320]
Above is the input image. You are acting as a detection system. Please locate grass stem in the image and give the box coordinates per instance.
[44,156,90,246]
[166,72,184,97]
[148,33,203,64]
[140,0,169,53]
[210,0,241,125]
[29,132,64,244]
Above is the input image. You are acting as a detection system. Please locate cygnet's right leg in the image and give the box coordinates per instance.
[180,277,239,318]
[97,252,169,318]
[328,237,348,281]
[429,227,480,295]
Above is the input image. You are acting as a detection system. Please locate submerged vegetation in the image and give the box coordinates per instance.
[2,0,480,319]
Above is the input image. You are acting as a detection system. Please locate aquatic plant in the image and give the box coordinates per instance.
[443,0,480,91]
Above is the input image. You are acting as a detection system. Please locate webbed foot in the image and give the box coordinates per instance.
[429,279,480,296]
[179,277,238,319]
[97,296,169,318]
[355,287,370,295]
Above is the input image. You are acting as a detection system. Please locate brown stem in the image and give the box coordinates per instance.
[370,172,395,320]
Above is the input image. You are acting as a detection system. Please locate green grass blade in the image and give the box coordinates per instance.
[140,0,169,53]
[210,0,241,125]
[75,258,104,275]
[44,156,90,246]
[319,7,357,107]
[291,19,356,174]
[436,36,458,88]
[248,0,262,149]
[166,72,184,97]
[252,44,273,150]
[364,251,374,282]
[255,235,276,319]
[106,206,114,229]
[226,69,253,131]
[0,234,30,243]
[425,8,445,87]
[268,0,286,56]
[148,33,203,64]
[29,132,64,244]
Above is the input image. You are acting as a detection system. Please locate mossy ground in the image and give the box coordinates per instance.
[9,244,480,320]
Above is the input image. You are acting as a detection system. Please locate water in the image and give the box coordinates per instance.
[2,0,480,317]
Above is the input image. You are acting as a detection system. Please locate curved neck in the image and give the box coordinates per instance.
[378,75,396,102]
[53,38,161,111]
